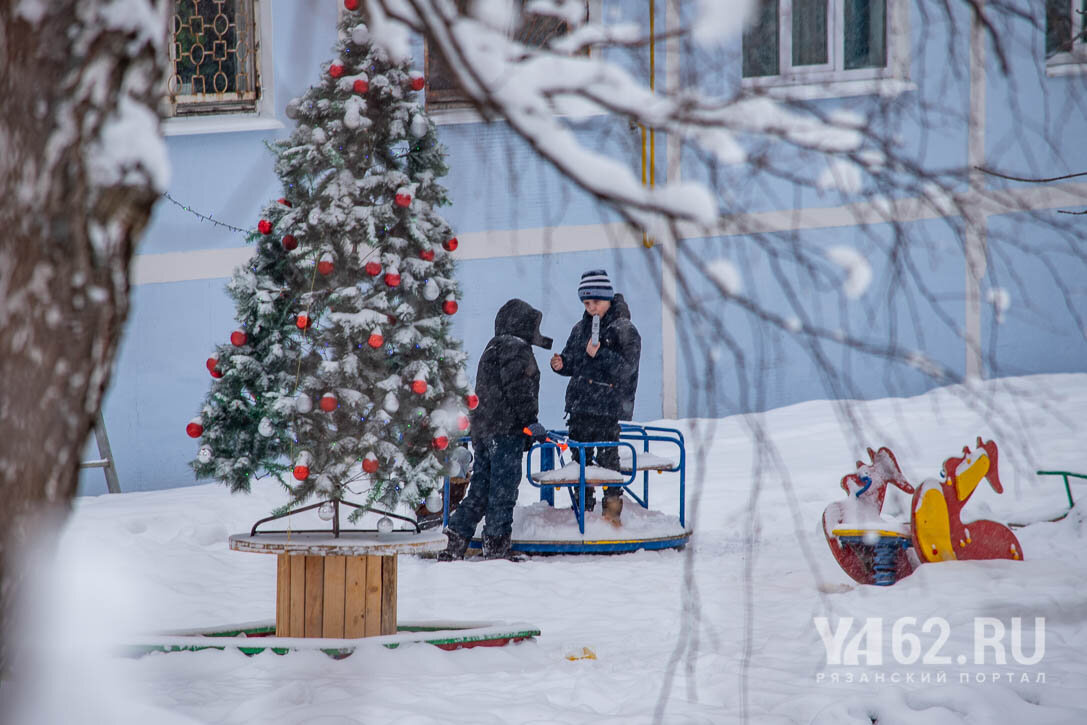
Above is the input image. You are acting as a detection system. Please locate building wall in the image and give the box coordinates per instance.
[77,0,1087,495]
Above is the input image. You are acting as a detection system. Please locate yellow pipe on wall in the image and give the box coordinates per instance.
[642,0,656,248]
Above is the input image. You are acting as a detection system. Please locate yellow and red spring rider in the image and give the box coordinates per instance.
[822,438,1023,585]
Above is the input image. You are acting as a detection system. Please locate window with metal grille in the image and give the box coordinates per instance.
[167,0,261,117]
[1046,0,1086,65]
[425,1,587,111]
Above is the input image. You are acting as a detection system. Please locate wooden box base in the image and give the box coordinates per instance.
[275,553,397,638]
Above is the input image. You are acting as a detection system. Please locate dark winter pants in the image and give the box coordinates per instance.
[568,414,622,502]
[447,434,523,540]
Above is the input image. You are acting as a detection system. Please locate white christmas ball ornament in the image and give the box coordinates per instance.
[198,446,212,464]
[296,393,313,413]
[351,23,370,45]
[376,516,394,535]
[285,98,300,119]
[312,127,328,145]
[258,417,274,437]
[318,502,335,521]
[383,391,400,413]
[425,490,442,513]
[423,278,440,301]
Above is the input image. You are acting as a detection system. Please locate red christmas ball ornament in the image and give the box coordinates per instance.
[442,299,458,315]
[367,332,384,348]
[186,418,204,438]
[394,192,412,208]
[466,393,479,410]
[365,261,381,277]
[296,313,311,330]
[205,355,219,372]
[317,259,334,276]
[457,415,470,431]
[344,0,359,10]
[384,272,401,287]
[411,379,427,395]
[410,75,425,91]
[209,367,223,379]
[362,457,379,474]
[258,219,272,234]
[277,197,292,207]
[281,234,297,251]
[293,465,310,481]
[329,63,345,78]
[230,330,247,347]
[443,237,459,252]
[419,248,435,262]
[432,435,449,451]
[353,78,369,93]
[319,393,338,412]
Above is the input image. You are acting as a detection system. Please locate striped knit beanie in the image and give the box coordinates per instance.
[577,269,614,301]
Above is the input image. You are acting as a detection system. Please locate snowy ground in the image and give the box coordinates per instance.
[7,373,1087,724]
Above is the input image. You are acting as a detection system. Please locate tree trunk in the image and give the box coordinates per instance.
[0,0,167,677]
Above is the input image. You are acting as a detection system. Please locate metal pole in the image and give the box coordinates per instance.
[92,411,121,493]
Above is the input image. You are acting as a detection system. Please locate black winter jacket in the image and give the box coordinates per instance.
[555,294,640,420]
[470,299,551,439]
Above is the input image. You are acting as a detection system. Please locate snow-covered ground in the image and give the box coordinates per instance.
[7,374,1087,724]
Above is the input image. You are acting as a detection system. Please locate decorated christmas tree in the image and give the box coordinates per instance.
[187,3,473,519]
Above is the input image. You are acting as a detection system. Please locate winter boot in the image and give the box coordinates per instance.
[482,534,523,562]
[437,528,470,561]
[602,493,623,527]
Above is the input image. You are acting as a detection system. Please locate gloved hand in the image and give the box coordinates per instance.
[525,422,548,442]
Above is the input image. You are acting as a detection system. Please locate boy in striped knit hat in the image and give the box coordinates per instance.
[550,269,641,526]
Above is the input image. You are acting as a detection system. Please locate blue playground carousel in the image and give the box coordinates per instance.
[438,423,691,555]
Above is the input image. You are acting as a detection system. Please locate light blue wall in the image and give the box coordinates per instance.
[675,218,968,417]
[79,0,1087,494]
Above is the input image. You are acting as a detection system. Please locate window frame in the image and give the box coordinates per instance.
[1046,0,1087,75]
[742,0,911,98]
[424,0,597,123]
[162,0,282,136]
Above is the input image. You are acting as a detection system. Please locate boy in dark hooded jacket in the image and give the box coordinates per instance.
[550,270,640,525]
[439,298,551,561]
